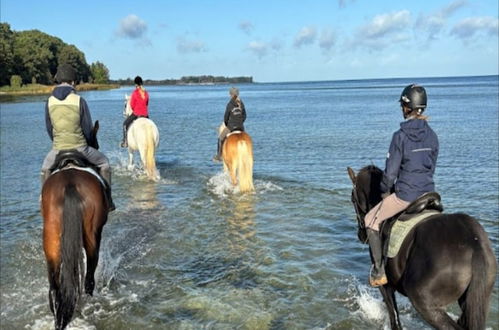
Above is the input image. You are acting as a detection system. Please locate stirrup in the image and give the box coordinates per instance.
[369,265,388,287]
[120,141,127,148]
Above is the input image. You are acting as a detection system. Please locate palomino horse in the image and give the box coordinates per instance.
[219,123,254,193]
[123,95,160,181]
[41,121,109,330]
[347,165,497,330]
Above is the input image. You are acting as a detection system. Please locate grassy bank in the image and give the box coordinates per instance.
[0,83,120,96]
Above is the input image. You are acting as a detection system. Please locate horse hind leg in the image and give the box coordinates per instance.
[127,149,134,170]
[412,303,464,330]
[83,233,101,295]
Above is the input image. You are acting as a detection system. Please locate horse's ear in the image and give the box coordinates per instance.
[347,167,356,185]
[94,120,99,131]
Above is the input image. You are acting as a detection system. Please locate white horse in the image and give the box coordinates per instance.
[123,94,160,181]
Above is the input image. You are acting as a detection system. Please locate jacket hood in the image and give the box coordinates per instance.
[400,118,428,142]
[51,85,75,101]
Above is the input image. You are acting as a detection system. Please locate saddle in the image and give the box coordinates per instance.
[226,130,243,138]
[382,192,444,258]
[398,192,443,221]
[49,150,107,188]
[50,150,94,172]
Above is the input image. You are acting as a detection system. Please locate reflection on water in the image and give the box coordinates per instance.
[225,194,257,250]
[129,181,161,210]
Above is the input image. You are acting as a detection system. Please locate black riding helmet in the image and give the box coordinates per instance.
[399,84,427,112]
[54,64,77,84]
[134,76,143,86]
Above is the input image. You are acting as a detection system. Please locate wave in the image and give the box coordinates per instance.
[207,172,283,198]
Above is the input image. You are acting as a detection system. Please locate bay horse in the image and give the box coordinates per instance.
[124,95,160,181]
[219,123,254,193]
[41,121,109,330]
[347,165,496,330]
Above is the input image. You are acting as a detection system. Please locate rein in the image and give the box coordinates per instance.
[351,182,368,243]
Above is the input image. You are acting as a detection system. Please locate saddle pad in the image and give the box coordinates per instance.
[52,165,106,187]
[226,131,242,138]
[387,210,440,258]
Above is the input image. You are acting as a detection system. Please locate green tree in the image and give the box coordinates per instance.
[0,26,110,87]
[12,30,64,84]
[0,23,15,86]
[58,44,91,83]
[90,61,110,84]
[10,75,22,88]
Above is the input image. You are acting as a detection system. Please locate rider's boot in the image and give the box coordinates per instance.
[212,138,222,162]
[101,168,116,212]
[367,228,387,287]
[120,125,128,148]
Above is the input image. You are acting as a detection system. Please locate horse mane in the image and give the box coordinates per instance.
[357,164,383,209]
[359,164,382,177]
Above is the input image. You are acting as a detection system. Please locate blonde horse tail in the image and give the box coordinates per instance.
[237,133,254,192]
[144,126,158,180]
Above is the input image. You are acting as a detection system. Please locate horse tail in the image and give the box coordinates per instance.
[55,184,84,329]
[143,124,158,180]
[459,228,497,330]
[237,134,254,193]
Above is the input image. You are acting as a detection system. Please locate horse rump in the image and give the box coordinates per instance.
[457,215,497,330]
[45,183,85,330]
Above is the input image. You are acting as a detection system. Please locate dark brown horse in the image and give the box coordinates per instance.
[41,121,109,329]
[347,165,496,330]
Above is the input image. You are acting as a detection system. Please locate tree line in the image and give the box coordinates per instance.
[111,75,253,86]
[0,23,110,87]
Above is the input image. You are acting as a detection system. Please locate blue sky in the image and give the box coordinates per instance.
[1,0,498,82]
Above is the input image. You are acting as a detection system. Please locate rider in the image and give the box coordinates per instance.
[41,64,115,211]
[364,84,439,287]
[121,76,149,148]
[213,87,246,161]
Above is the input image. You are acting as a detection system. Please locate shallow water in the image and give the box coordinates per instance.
[1,76,498,329]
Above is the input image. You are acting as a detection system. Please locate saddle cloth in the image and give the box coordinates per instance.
[52,165,106,187]
[226,130,242,138]
[387,210,440,258]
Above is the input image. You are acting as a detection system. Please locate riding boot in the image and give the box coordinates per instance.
[367,228,387,287]
[212,138,222,162]
[121,125,128,148]
[100,168,116,212]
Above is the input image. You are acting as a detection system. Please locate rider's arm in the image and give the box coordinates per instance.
[224,102,231,125]
[381,132,403,193]
[45,101,54,140]
[80,98,94,144]
[241,102,246,122]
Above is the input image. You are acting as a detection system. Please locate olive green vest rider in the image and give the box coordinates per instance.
[48,93,87,150]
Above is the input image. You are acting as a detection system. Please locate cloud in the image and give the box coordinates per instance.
[177,37,206,53]
[361,10,411,39]
[247,41,268,58]
[450,16,499,40]
[116,14,148,39]
[351,10,412,50]
[319,28,336,52]
[239,21,254,35]
[416,0,468,40]
[294,26,317,48]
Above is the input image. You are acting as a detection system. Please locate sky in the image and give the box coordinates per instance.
[1,0,498,82]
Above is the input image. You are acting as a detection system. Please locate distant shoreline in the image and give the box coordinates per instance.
[0,83,121,97]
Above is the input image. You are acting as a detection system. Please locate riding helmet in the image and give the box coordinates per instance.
[54,64,77,84]
[134,76,143,86]
[399,84,427,111]
[229,87,239,97]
